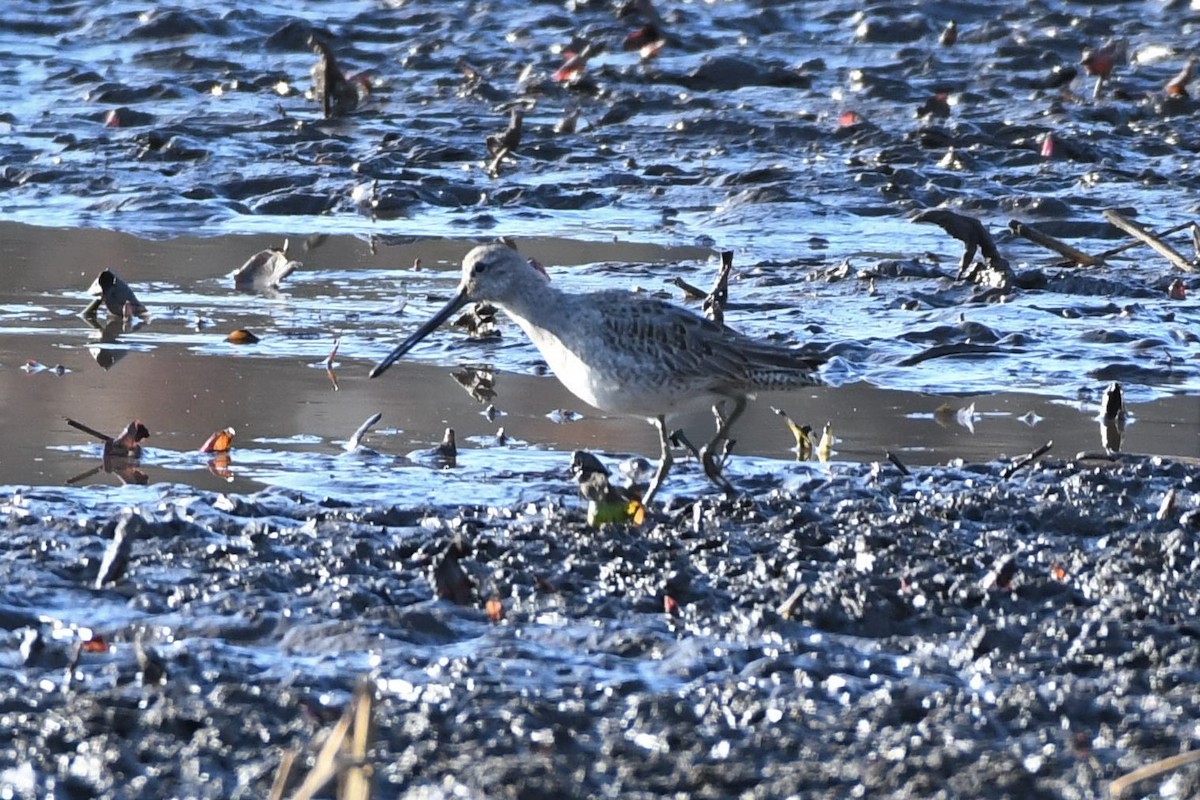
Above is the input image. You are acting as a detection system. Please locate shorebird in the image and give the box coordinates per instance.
[370,243,824,504]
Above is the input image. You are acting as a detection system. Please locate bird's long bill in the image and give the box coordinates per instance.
[369,289,469,378]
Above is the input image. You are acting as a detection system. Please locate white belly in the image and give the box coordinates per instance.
[518,321,722,418]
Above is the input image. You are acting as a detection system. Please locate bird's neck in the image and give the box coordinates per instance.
[494,278,567,337]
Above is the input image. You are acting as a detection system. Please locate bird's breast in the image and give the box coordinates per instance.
[518,320,725,418]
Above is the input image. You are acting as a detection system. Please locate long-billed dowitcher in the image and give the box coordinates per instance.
[370,243,824,504]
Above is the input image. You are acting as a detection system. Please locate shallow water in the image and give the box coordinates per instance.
[0,223,1194,501]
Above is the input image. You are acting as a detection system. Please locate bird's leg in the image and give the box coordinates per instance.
[700,397,746,493]
[642,415,674,507]
[715,436,737,467]
[668,429,702,462]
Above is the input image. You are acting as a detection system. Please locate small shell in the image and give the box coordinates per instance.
[226,329,260,344]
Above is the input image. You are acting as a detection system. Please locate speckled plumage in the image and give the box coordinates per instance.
[372,243,824,504]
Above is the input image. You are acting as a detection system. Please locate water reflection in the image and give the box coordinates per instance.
[1099,381,1127,455]
[66,457,149,487]
[450,366,497,405]
[83,316,136,370]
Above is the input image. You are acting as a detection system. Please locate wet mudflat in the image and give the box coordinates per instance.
[1,0,1199,798]
[3,457,1199,799]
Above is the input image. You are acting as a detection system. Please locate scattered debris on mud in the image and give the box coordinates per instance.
[3,452,1198,798]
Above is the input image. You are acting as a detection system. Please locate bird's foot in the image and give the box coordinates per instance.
[643,436,676,509]
[670,429,737,495]
[699,439,736,495]
[668,429,702,461]
[642,461,671,509]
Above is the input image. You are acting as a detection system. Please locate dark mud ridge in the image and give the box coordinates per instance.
[2,452,1198,799]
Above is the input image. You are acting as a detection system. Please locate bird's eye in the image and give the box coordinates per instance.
[474,260,491,274]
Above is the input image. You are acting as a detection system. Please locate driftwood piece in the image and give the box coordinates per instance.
[1110,749,1200,799]
[1103,210,1195,272]
[1092,220,1193,261]
[1008,221,1100,266]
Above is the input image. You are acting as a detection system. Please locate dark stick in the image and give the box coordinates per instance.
[1001,440,1053,480]
[884,450,911,476]
[1092,220,1192,261]
[64,417,112,443]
